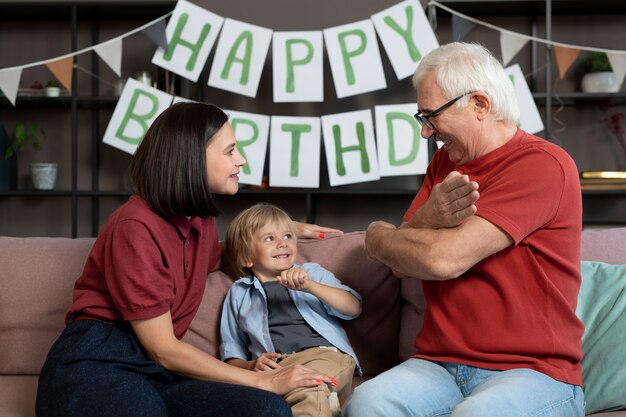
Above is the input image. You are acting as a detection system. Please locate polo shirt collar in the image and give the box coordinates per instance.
[169,215,202,238]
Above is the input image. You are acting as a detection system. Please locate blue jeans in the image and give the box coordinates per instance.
[36,319,291,417]
[344,359,584,417]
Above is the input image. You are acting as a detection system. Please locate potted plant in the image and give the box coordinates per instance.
[4,122,58,190]
[0,124,18,191]
[576,52,619,93]
[45,80,61,97]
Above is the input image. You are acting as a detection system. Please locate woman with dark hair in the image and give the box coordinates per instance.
[35,102,341,417]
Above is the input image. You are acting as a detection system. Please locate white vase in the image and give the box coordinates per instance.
[581,71,620,93]
[45,87,60,97]
[31,163,58,190]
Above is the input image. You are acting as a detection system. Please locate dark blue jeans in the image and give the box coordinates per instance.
[36,319,291,417]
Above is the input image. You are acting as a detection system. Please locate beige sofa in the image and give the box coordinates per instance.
[1,229,625,417]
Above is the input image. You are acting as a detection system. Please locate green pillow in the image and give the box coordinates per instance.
[576,261,626,414]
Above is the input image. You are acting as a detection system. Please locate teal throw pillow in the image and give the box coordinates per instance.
[576,261,626,414]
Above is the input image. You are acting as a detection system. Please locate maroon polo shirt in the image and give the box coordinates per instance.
[67,195,220,339]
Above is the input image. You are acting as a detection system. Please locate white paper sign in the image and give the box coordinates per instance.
[323,20,387,99]
[272,31,324,103]
[321,109,380,186]
[226,109,270,186]
[505,64,544,134]
[269,116,321,188]
[371,0,439,80]
[152,0,224,82]
[103,78,173,154]
[208,18,273,98]
[375,103,428,177]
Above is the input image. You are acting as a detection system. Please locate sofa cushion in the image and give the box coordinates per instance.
[582,228,626,264]
[184,270,235,357]
[398,278,426,360]
[0,375,38,417]
[296,232,402,376]
[577,261,626,414]
[0,237,94,375]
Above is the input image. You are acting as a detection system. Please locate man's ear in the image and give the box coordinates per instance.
[472,92,491,120]
[244,259,254,268]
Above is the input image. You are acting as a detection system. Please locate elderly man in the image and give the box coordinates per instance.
[344,42,585,417]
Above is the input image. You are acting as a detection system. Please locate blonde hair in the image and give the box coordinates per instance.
[224,203,297,278]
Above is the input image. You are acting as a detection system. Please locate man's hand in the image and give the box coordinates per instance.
[407,171,479,229]
[365,221,397,260]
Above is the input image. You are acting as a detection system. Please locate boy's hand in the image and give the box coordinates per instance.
[277,267,311,291]
[253,352,283,372]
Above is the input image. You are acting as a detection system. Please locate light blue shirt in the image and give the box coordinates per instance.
[220,262,362,374]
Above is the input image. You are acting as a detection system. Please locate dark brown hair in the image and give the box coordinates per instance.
[128,102,228,218]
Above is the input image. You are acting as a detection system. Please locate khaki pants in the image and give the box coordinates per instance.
[264,347,356,417]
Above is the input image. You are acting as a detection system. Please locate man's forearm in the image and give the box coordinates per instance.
[365,222,454,281]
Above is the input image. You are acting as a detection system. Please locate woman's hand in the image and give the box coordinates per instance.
[261,364,338,395]
[294,221,343,239]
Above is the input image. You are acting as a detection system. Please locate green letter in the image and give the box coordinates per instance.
[383,6,421,62]
[285,39,314,93]
[281,123,312,177]
[337,30,367,85]
[163,13,211,71]
[386,112,420,166]
[115,89,160,145]
[220,31,253,85]
[332,122,370,176]
[231,118,258,175]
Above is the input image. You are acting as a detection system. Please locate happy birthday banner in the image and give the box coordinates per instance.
[104,61,540,187]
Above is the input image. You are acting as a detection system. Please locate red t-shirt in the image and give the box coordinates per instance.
[403,129,584,385]
[67,195,220,340]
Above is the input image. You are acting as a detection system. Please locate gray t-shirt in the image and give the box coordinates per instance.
[262,281,330,354]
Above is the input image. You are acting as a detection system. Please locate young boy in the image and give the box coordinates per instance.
[220,203,362,417]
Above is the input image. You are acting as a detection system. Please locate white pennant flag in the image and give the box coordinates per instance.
[0,67,22,107]
[371,0,439,81]
[324,20,387,99]
[94,38,122,76]
[500,31,528,66]
[208,18,273,98]
[607,52,626,89]
[321,109,380,186]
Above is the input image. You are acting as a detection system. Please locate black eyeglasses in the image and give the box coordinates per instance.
[414,92,474,130]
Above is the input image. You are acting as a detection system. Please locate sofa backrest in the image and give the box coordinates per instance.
[0,236,95,375]
[2,227,623,379]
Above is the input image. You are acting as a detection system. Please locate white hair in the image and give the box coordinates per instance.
[412,42,520,125]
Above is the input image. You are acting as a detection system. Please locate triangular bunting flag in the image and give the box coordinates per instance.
[553,45,581,79]
[94,38,122,76]
[500,31,528,66]
[607,52,626,89]
[142,19,168,51]
[452,15,476,42]
[46,56,74,92]
[0,67,22,106]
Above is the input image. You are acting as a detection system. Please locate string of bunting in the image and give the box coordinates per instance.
[428,0,626,82]
[1,0,625,107]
